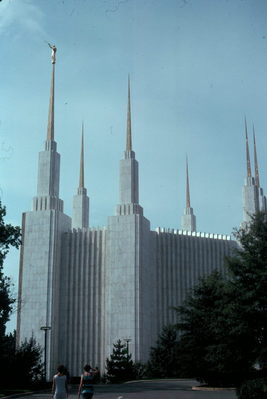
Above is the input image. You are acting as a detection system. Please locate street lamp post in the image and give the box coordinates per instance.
[40,326,51,381]
[124,338,132,355]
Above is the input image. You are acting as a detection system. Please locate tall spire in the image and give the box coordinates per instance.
[245,117,252,178]
[117,77,142,215]
[47,44,57,141]
[33,44,63,212]
[79,123,85,189]
[185,155,191,208]
[72,123,89,229]
[253,125,260,187]
[181,155,196,232]
[126,75,132,152]
[242,118,259,224]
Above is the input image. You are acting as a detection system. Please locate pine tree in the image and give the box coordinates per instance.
[13,337,44,387]
[0,202,21,332]
[106,339,135,383]
[228,212,267,367]
[147,325,179,378]
[176,271,253,386]
[0,202,21,366]
[175,212,267,386]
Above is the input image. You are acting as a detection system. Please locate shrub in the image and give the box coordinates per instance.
[237,378,267,399]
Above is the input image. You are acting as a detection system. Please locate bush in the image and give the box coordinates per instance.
[237,378,267,399]
[133,362,146,380]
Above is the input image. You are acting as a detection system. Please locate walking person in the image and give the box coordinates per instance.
[78,364,98,399]
[52,365,68,399]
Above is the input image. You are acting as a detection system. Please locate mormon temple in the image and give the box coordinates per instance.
[16,49,266,379]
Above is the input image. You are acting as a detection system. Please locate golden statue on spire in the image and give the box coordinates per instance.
[48,43,57,64]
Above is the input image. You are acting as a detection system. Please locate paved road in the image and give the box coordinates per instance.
[18,380,237,399]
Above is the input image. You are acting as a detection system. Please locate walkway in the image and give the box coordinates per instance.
[17,379,237,399]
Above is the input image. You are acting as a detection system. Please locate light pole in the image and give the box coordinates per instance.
[124,338,131,355]
[40,326,51,381]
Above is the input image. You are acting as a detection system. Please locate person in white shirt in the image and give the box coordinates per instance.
[52,365,68,399]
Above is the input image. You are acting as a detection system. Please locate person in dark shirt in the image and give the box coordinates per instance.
[78,364,98,399]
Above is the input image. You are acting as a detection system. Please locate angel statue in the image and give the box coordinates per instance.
[48,43,57,64]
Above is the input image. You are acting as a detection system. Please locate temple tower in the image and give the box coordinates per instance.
[72,125,90,229]
[117,77,141,212]
[105,78,156,364]
[181,156,196,231]
[32,48,63,212]
[16,46,71,380]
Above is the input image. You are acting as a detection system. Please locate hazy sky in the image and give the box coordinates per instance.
[1,0,267,331]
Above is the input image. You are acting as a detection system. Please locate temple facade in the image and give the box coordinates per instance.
[16,53,266,379]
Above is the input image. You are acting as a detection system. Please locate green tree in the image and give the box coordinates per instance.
[2,333,43,387]
[176,271,253,386]
[175,212,267,386]
[1,333,44,388]
[147,325,180,378]
[105,339,135,383]
[227,212,267,367]
[0,203,44,389]
[1,330,16,384]
[0,201,21,385]
[0,201,21,337]
[13,337,44,387]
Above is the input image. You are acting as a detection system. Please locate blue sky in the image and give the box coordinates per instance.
[1,0,267,331]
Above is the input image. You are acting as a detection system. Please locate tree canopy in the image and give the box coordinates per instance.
[0,201,21,268]
[176,270,254,385]
[0,201,21,341]
[228,212,267,367]
[173,212,267,386]
[0,203,45,389]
